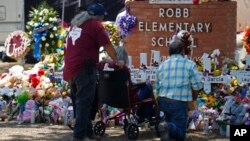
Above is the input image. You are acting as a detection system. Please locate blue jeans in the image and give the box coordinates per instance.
[70,69,97,139]
[157,97,189,141]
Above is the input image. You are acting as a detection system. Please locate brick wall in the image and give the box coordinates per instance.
[124,1,237,67]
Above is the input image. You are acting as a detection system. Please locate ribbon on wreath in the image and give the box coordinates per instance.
[33,24,48,61]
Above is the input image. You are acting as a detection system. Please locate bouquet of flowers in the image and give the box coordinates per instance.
[118,12,137,37]
[102,21,120,46]
[26,1,60,60]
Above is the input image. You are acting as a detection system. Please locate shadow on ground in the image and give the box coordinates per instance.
[0,122,229,141]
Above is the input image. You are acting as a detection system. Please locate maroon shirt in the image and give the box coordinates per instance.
[63,19,111,81]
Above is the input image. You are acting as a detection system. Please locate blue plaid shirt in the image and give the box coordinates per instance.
[156,54,203,102]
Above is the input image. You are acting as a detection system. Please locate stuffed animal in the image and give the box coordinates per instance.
[0,97,7,121]
[21,99,36,123]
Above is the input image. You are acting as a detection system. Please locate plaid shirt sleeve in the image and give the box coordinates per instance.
[189,63,203,91]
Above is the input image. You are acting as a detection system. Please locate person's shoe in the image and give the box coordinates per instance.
[158,121,170,141]
[67,119,75,130]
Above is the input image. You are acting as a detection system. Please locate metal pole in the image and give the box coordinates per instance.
[62,0,65,26]
[78,0,81,7]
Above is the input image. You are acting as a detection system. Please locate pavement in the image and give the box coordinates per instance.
[0,121,229,141]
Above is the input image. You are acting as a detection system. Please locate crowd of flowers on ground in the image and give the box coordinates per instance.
[0,1,250,138]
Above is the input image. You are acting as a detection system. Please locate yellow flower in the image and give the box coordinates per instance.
[213,69,221,76]
[207,95,215,107]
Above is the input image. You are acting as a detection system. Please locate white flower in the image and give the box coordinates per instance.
[39,12,43,16]
[50,34,54,38]
[39,17,42,20]
[26,25,30,29]
[29,31,32,35]
[52,17,57,22]
[29,12,33,17]
[42,37,46,41]
[53,27,57,31]
[43,9,49,14]
[49,17,53,22]
[28,21,34,26]
[44,23,49,26]
[34,9,38,14]
[34,23,39,27]
[45,43,49,47]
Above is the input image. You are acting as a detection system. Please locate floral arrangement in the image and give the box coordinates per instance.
[118,12,137,36]
[243,27,250,54]
[102,21,120,46]
[26,1,60,60]
[4,31,31,60]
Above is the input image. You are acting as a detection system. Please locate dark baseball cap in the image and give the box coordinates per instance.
[87,3,107,16]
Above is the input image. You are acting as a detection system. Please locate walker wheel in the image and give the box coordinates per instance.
[126,123,139,140]
[94,121,106,136]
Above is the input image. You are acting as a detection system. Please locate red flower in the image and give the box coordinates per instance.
[245,27,250,37]
[30,74,40,88]
[38,69,45,76]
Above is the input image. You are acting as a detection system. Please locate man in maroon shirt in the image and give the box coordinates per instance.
[63,3,117,141]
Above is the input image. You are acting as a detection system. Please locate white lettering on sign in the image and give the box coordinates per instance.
[138,22,211,33]
[159,8,189,18]
[151,36,197,48]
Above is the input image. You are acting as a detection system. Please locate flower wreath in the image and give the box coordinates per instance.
[4,30,31,60]
[118,12,137,36]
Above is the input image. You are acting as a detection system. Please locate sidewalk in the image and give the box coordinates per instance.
[0,121,229,141]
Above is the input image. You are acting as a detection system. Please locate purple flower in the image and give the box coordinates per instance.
[118,13,137,36]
